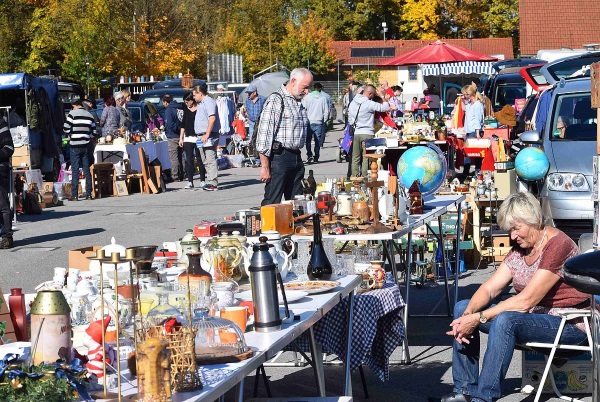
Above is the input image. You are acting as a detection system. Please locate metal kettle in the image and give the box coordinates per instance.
[249,236,289,333]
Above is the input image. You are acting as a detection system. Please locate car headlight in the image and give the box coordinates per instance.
[547,173,589,192]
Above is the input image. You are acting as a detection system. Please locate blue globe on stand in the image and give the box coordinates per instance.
[397,144,447,196]
[515,147,550,181]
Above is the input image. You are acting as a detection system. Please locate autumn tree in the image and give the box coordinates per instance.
[278,12,338,75]
[399,0,446,40]
[215,0,288,80]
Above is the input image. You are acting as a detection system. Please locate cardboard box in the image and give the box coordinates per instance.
[261,204,294,235]
[11,146,29,168]
[495,169,517,199]
[482,128,510,141]
[522,350,593,394]
[194,221,218,238]
[68,245,102,270]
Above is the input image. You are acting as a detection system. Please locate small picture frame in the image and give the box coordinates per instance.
[115,180,128,196]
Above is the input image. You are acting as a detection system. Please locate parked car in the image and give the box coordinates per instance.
[93,101,160,133]
[138,88,191,118]
[58,82,85,115]
[153,78,206,89]
[519,52,600,239]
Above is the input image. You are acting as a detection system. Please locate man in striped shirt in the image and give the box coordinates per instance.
[64,99,95,201]
[256,67,312,205]
[0,112,14,249]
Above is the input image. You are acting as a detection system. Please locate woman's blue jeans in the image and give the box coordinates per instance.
[452,299,588,402]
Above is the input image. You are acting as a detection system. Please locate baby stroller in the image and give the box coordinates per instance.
[229,134,259,167]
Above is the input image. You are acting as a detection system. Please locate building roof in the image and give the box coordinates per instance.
[329,38,514,67]
[519,0,600,55]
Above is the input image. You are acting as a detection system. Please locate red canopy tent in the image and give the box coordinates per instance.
[376,40,498,112]
[376,40,498,66]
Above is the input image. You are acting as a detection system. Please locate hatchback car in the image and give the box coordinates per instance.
[520,52,600,238]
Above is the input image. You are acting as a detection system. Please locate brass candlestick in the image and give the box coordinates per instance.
[123,248,141,385]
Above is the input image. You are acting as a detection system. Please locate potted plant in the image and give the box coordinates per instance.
[428,115,447,140]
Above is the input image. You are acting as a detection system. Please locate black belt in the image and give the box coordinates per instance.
[283,148,301,155]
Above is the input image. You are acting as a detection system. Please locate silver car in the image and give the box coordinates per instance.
[520,52,600,238]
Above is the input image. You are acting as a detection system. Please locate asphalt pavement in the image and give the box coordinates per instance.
[3,122,590,401]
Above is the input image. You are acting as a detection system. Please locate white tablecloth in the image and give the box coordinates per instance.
[94,141,172,172]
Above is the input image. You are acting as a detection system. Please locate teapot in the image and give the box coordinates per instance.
[202,238,242,284]
[247,231,293,280]
[177,229,201,265]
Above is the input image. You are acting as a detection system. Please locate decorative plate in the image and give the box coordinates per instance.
[236,290,309,304]
[284,280,341,294]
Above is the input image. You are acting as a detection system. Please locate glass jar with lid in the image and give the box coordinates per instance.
[146,293,181,327]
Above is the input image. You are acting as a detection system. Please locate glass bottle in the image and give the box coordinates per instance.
[178,251,212,296]
[307,213,333,280]
[146,293,181,327]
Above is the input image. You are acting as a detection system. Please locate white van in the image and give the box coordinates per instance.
[536,48,591,63]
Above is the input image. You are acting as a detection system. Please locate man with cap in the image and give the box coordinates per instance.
[244,83,266,144]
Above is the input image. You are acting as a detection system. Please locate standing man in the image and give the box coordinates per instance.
[343,81,359,126]
[192,83,220,191]
[312,82,334,141]
[245,83,266,142]
[162,94,182,182]
[64,99,95,200]
[302,85,330,164]
[0,112,14,249]
[256,68,312,206]
[347,84,395,177]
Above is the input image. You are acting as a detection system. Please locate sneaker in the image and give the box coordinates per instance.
[306,157,314,164]
[202,184,218,191]
[184,182,194,189]
[84,194,93,200]
[198,181,206,188]
[68,196,78,201]
[0,236,14,249]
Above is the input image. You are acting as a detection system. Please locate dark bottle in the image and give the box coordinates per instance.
[307,213,332,280]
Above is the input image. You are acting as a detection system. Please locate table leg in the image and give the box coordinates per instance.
[308,327,326,397]
[234,378,245,402]
[454,203,462,310]
[438,215,452,316]
[384,240,398,285]
[401,232,412,364]
[344,290,355,396]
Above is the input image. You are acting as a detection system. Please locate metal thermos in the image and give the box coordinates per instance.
[249,236,289,333]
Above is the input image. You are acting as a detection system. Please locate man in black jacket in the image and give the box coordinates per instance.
[0,113,14,249]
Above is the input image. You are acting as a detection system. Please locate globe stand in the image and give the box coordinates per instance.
[364,153,392,233]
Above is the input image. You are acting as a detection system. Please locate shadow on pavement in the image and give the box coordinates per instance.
[219,179,262,190]
[12,227,105,247]
[15,209,93,223]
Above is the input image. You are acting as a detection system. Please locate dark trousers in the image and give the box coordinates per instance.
[0,168,11,238]
[183,142,205,183]
[70,146,92,198]
[261,149,305,206]
[167,137,183,180]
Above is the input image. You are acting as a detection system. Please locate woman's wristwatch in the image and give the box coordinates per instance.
[479,311,488,324]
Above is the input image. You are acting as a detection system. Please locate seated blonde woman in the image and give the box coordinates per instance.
[432,191,590,402]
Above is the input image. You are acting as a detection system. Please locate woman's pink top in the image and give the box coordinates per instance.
[503,230,590,331]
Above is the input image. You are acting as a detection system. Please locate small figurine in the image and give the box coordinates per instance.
[81,316,116,379]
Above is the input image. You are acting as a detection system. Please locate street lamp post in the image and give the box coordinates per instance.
[466,29,476,50]
[85,56,90,98]
[382,22,388,43]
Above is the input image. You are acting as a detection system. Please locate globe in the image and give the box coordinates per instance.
[397,144,447,196]
[515,147,550,181]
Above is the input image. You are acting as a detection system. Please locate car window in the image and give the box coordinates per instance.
[493,84,526,109]
[551,93,596,140]
[128,106,142,123]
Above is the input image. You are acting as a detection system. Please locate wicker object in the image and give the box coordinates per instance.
[137,337,171,402]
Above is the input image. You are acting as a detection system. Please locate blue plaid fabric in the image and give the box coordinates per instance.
[294,282,405,381]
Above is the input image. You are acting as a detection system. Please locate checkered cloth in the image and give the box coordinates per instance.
[294,282,405,381]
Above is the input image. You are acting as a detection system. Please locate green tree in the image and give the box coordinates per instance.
[0,0,34,73]
[278,12,337,74]
[399,0,445,39]
[215,0,288,80]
